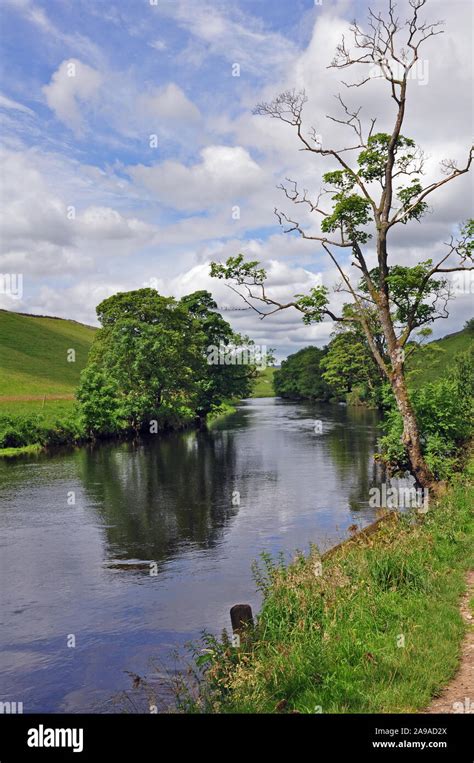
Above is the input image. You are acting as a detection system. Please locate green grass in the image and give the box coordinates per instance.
[1,398,77,424]
[207,401,237,426]
[0,444,42,457]
[0,310,94,455]
[250,366,277,397]
[0,309,95,398]
[407,328,473,389]
[190,475,473,714]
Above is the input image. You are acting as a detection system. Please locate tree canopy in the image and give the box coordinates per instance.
[77,289,257,436]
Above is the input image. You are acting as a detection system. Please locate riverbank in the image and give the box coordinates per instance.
[0,398,241,458]
[0,367,275,458]
[189,465,473,713]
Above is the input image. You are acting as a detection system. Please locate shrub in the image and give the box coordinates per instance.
[0,412,84,449]
[380,346,474,479]
[0,414,44,448]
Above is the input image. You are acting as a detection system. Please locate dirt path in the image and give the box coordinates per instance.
[423,570,474,714]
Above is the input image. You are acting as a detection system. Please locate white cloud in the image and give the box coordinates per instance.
[0,151,73,250]
[148,39,167,52]
[43,59,102,135]
[0,94,34,115]
[131,145,266,211]
[77,206,157,242]
[163,0,298,77]
[138,83,200,123]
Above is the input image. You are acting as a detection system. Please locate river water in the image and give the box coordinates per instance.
[0,398,385,712]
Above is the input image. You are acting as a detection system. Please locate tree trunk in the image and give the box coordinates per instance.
[390,363,435,490]
[376,287,435,491]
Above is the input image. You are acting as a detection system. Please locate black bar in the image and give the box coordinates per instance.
[0,713,471,761]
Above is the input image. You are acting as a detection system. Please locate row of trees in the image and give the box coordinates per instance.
[274,323,381,407]
[77,289,258,437]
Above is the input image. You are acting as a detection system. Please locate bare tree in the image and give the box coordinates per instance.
[211,0,473,490]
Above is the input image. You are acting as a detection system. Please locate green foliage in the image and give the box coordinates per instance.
[396,180,427,222]
[295,286,329,325]
[357,133,416,182]
[77,288,255,436]
[273,347,331,400]
[321,193,372,244]
[210,254,266,285]
[320,330,382,404]
[0,414,43,448]
[0,412,83,449]
[321,167,372,244]
[180,290,257,417]
[359,262,448,329]
[76,364,122,437]
[380,346,474,479]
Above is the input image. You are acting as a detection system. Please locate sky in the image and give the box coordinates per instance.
[0,0,472,360]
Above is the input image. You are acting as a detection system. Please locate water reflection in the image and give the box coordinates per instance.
[76,430,241,564]
[0,398,387,713]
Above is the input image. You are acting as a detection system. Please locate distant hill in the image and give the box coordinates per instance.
[407,327,473,389]
[0,310,95,398]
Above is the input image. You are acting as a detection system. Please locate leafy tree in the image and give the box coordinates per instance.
[210,1,473,489]
[179,290,256,421]
[274,346,331,400]
[78,288,256,435]
[321,332,381,404]
[76,365,121,437]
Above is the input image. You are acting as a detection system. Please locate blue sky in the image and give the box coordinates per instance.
[0,0,472,359]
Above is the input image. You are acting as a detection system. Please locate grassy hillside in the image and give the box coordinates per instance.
[251,366,277,397]
[0,310,95,411]
[407,328,473,389]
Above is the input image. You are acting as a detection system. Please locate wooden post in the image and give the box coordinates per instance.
[230,604,253,635]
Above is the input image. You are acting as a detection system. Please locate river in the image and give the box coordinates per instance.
[0,398,385,712]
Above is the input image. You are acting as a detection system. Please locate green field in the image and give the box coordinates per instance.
[0,310,95,406]
[251,366,277,397]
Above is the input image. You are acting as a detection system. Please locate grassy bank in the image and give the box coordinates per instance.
[189,473,473,713]
[207,401,237,426]
[0,444,42,458]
